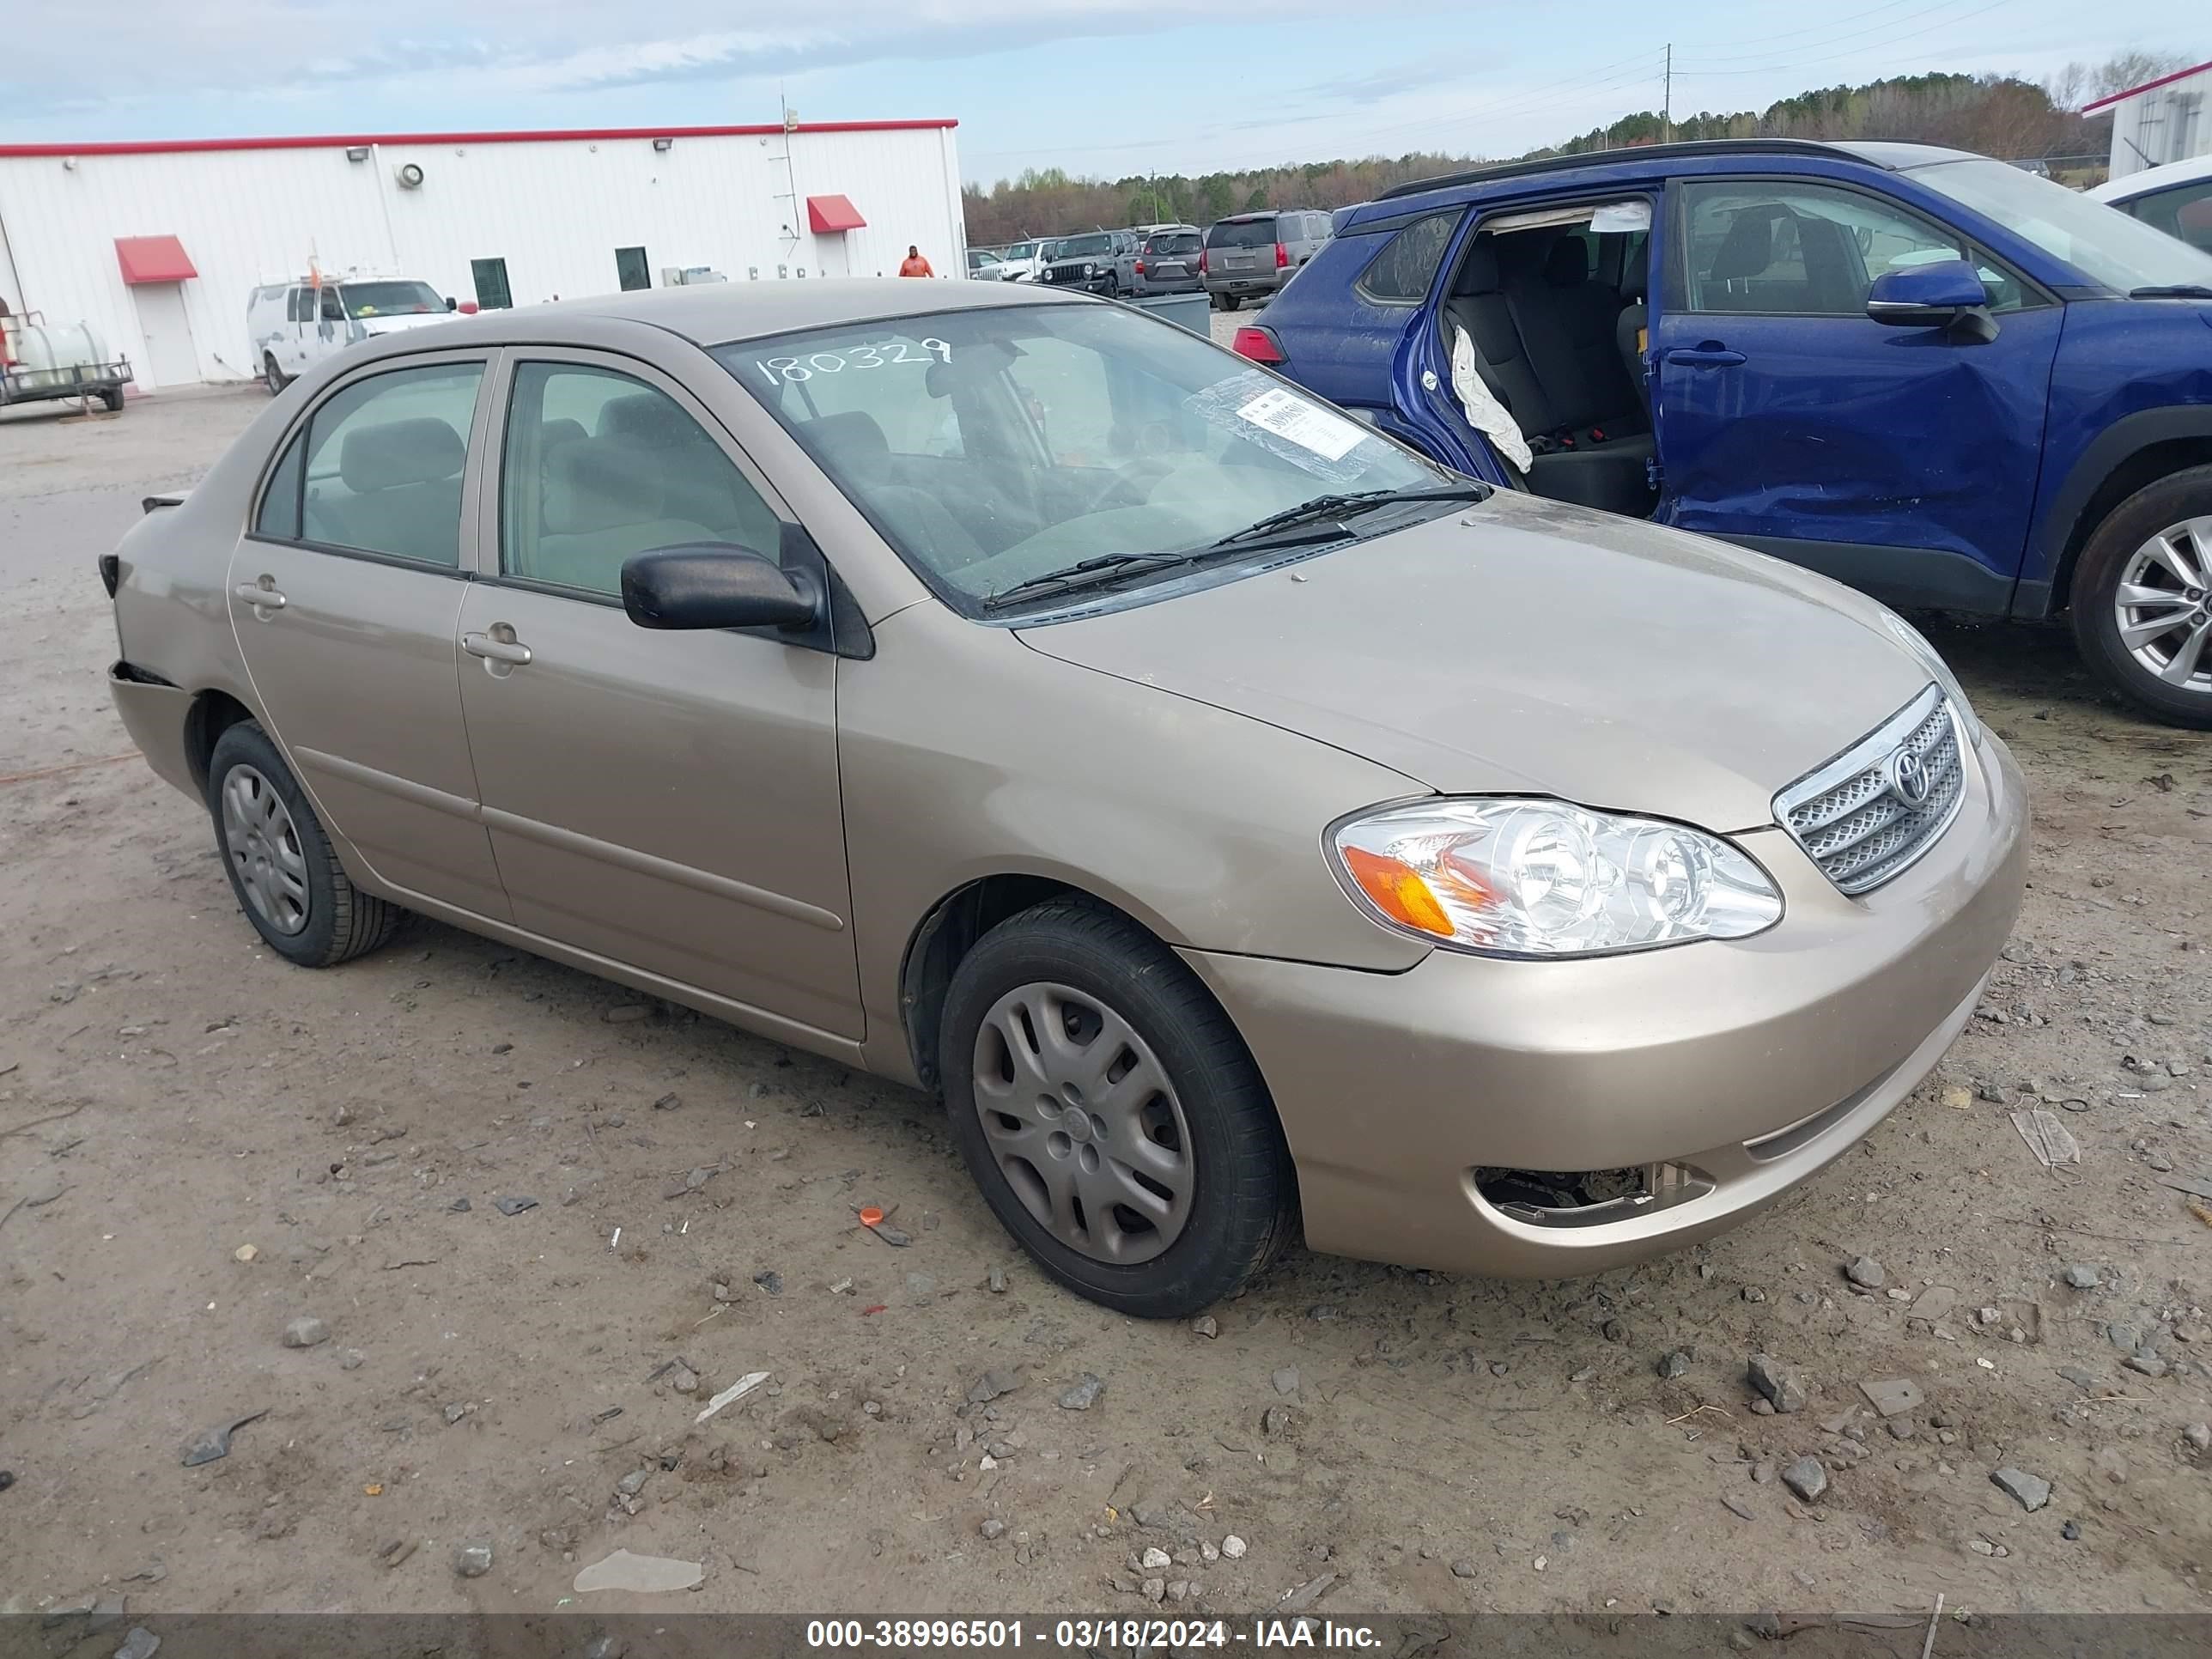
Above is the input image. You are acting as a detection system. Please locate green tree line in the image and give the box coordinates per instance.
[963,55,2179,247]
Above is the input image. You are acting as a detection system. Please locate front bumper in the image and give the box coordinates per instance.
[1181,730,2027,1279]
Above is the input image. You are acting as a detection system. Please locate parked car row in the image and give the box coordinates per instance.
[968,210,1338,308]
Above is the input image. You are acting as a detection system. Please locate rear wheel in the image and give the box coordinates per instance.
[1217,292,1239,313]
[206,721,404,965]
[939,900,1296,1318]
[2070,465,2212,729]
[263,355,285,396]
[100,388,125,413]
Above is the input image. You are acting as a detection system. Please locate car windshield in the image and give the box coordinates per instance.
[1910,156,2212,293]
[1055,234,1115,257]
[337,281,444,317]
[714,302,1443,612]
[1207,218,1279,249]
[1146,233,1200,254]
[1005,243,1036,259]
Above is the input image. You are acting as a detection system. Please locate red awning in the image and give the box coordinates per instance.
[115,235,198,284]
[805,194,866,234]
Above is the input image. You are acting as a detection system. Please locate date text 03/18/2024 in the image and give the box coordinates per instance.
[805,1620,1385,1650]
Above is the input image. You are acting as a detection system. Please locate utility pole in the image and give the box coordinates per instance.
[1662,44,1673,144]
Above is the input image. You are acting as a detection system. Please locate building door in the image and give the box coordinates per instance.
[471,258,513,310]
[615,246,651,291]
[131,283,198,388]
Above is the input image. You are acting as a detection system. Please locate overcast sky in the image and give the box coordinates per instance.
[0,0,2197,180]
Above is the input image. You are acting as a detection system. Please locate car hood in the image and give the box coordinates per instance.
[1015,494,1935,833]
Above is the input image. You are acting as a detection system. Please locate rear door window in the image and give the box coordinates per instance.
[298,363,483,566]
[1207,218,1279,250]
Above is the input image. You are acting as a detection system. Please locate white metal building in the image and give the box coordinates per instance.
[2088,58,2212,182]
[0,118,966,391]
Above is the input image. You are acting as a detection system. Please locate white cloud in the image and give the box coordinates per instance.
[1,0,1347,118]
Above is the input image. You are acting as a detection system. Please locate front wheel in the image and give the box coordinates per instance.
[207,720,404,965]
[939,900,1296,1318]
[2069,465,2212,729]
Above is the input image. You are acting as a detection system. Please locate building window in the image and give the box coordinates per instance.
[471,258,514,311]
[615,247,651,292]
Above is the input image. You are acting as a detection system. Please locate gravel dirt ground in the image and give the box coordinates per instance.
[3,382,2209,1624]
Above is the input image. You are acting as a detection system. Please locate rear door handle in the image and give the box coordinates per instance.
[233,581,287,610]
[1662,346,1746,368]
[463,630,533,666]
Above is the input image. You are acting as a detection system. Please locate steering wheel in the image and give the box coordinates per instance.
[1082,457,1179,514]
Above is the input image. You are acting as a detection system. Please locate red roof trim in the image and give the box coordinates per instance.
[806,193,867,234]
[2083,58,2212,114]
[0,118,957,160]
[115,234,198,284]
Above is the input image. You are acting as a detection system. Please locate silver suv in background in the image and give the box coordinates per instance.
[1203,210,1333,310]
[1123,226,1204,295]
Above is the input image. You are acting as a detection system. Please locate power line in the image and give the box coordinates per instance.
[1673,0,2025,79]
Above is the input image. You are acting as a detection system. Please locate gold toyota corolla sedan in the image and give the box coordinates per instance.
[100,280,2026,1316]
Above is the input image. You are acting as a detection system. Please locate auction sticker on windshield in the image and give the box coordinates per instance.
[1235,386,1364,462]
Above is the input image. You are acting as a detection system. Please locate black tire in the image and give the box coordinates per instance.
[264,355,286,396]
[206,720,404,966]
[2069,464,2212,730]
[1218,292,1240,313]
[100,388,125,413]
[939,899,1297,1318]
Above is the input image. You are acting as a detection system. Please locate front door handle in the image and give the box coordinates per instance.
[463,629,533,668]
[1662,345,1746,368]
[233,580,287,611]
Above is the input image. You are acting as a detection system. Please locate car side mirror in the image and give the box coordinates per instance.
[621,544,823,632]
[1865,259,1989,327]
[446,296,459,311]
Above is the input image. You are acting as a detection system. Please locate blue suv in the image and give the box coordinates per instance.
[1251,139,2212,726]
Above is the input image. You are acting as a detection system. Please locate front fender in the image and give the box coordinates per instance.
[2021,404,2212,617]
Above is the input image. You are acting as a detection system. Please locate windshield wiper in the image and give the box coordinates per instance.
[978,483,1492,613]
[1203,483,1492,550]
[2130,283,2212,299]
[980,550,1195,611]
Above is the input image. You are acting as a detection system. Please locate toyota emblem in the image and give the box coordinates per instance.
[1886,747,1932,808]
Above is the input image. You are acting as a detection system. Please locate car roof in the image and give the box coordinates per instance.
[349,278,1091,353]
[1370,138,1972,206]
[2088,152,2212,203]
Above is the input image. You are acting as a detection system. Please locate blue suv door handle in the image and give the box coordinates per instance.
[1664,344,1747,368]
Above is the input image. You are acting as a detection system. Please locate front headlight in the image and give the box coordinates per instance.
[1328,799,1783,958]
[1878,610,1980,746]
[1082,263,1097,276]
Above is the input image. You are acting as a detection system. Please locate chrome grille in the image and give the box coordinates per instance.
[1773,685,1966,896]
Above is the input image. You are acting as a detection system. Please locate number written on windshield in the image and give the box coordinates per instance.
[754,340,952,384]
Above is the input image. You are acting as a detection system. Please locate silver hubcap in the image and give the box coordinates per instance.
[969,981,1194,1265]
[2114,515,2212,695]
[221,764,310,935]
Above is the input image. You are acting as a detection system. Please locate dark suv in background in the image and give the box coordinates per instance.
[1042,230,1141,295]
[1203,209,1333,310]
[1124,226,1205,295]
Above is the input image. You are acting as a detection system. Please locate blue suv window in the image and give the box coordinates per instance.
[1355,210,1462,304]
[1680,180,2027,316]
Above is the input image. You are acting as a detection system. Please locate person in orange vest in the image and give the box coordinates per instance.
[898,246,934,277]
